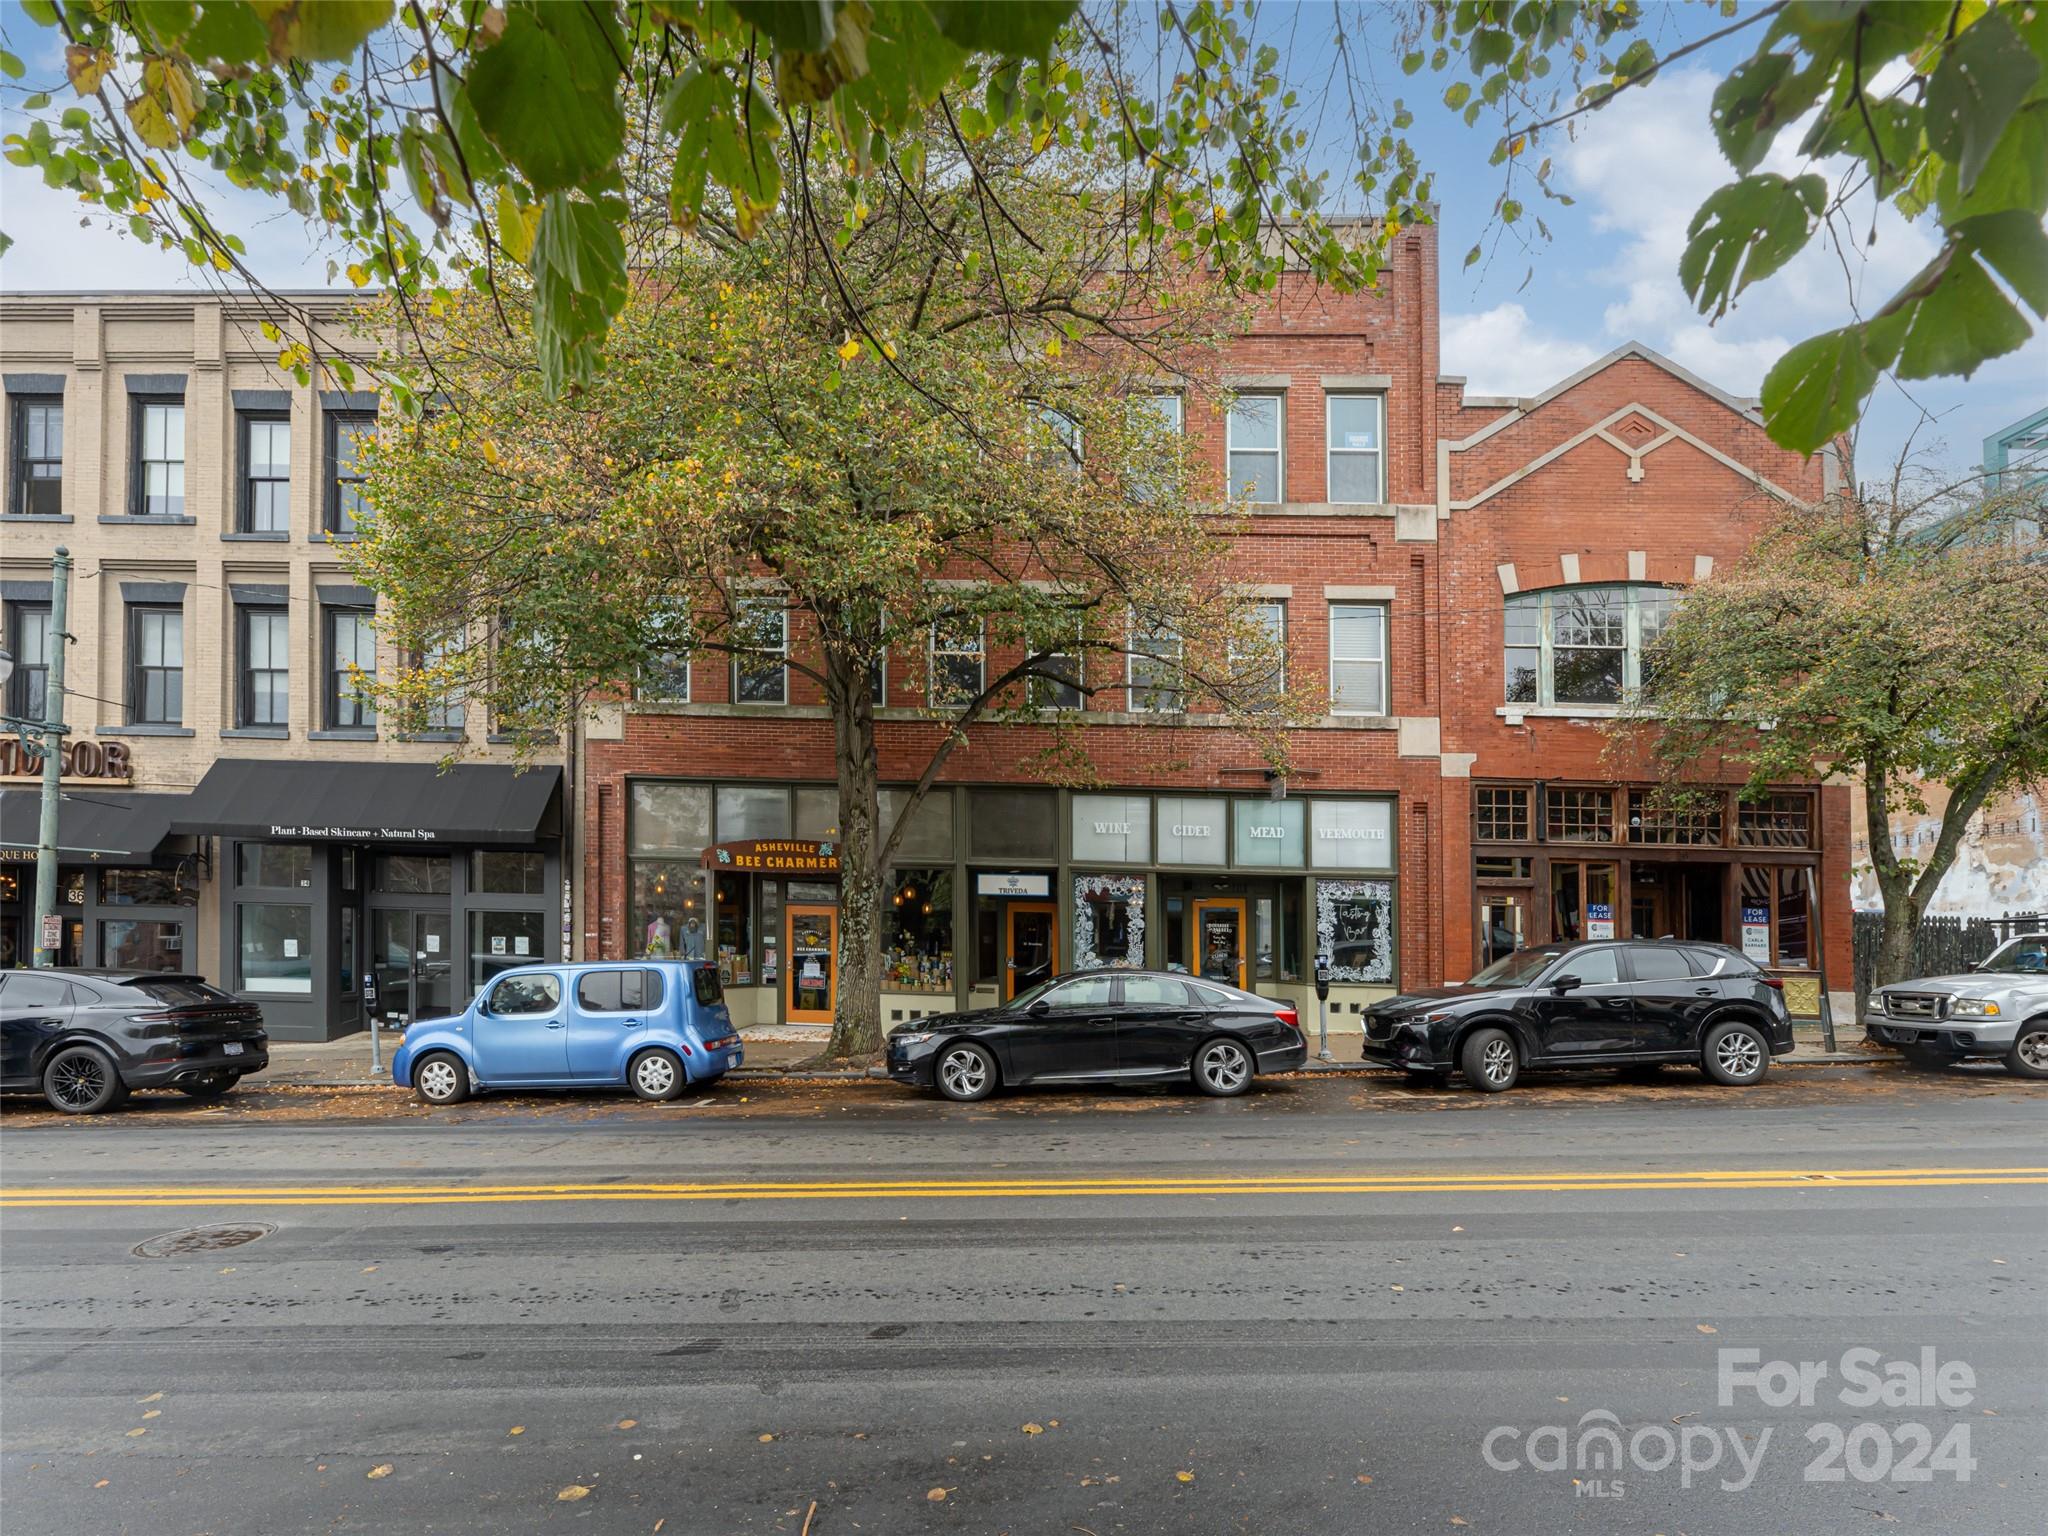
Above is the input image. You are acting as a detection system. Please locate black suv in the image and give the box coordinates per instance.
[1362,940,1793,1092]
[0,970,268,1114]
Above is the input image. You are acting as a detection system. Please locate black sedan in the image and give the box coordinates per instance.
[1361,939,1793,1092]
[887,969,1308,1101]
[0,969,269,1114]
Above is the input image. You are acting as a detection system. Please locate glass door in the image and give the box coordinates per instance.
[1190,897,1248,988]
[786,903,838,1023]
[1005,901,1058,998]
[414,911,454,1020]
[373,908,454,1025]
[1477,889,1527,970]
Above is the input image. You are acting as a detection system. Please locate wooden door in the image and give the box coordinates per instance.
[1190,897,1249,989]
[785,904,838,1023]
[1005,902,1058,999]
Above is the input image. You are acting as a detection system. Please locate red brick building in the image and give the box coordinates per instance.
[576,226,1854,1035]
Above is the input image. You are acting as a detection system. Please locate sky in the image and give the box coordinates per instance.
[2,1,2040,479]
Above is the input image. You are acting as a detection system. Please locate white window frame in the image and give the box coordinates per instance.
[731,597,788,706]
[420,635,466,732]
[639,601,692,704]
[1031,631,1085,711]
[928,614,986,707]
[1504,584,1676,708]
[1033,404,1082,472]
[1324,393,1385,505]
[1128,391,1183,502]
[1231,598,1287,703]
[1127,615,1184,713]
[1226,393,1285,505]
[1328,601,1387,717]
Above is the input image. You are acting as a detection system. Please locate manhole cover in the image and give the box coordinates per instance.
[132,1222,276,1259]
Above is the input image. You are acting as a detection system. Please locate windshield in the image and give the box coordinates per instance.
[1977,937,2048,975]
[1466,947,1563,988]
[1007,975,1065,1010]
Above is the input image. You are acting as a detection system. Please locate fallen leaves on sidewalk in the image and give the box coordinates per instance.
[557,1484,590,1502]
[366,1463,392,1479]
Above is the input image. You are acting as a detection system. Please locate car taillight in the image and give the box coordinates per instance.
[1275,1006,1300,1031]
[1758,977,1784,990]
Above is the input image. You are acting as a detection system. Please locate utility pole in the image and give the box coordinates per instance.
[32,548,72,968]
[1,547,72,968]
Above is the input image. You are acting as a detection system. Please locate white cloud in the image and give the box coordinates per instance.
[1441,301,1601,397]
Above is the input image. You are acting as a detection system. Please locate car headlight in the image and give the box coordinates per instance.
[894,1031,936,1046]
[1950,999,2001,1017]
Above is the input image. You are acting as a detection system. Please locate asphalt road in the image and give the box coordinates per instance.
[2,1067,2042,1535]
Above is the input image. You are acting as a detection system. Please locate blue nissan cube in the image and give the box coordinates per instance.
[392,960,743,1105]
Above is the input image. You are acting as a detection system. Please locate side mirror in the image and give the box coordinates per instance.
[1551,974,1583,992]
[1027,999,1051,1018]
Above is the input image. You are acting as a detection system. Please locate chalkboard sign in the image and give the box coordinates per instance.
[1315,880,1394,983]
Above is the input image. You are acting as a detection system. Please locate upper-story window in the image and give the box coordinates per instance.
[732,597,787,705]
[1503,583,1677,707]
[238,606,289,729]
[128,605,184,724]
[9,395,62,516]
[1031,637,1084,710]
[638,601,691,704]
[324,607,376,730]
[133,399,186,516]
[929,614,986,706]
[1128,617,1183,712]
[1325,394,1384,503]
[1128,392,1182,501]
[1232,598,1287,704]
[4,602,51,719]
[239,414,291,534]
[1226,394,1283,504]
[1032,405,1081,472]
[1328,602,1388,715]
[419,637,466,732]
[325,411,374,535]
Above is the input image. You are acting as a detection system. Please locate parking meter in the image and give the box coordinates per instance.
[1314,953,1333,1061]
[363,970,385,1076]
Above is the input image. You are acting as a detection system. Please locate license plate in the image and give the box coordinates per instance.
[223,1042,244,1056]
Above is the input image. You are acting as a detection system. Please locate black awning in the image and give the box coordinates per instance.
[170,760,562,846]
[0,786,185,858]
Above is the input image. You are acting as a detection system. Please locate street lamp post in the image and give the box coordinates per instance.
[0,546,74,968]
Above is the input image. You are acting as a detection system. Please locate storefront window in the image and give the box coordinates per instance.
[1074,873,1145,968]
[1317,879,1393,983]
[471,909,546,990]
[631,781,713,855]
[1072,794,1151,863]
[1310,799,1393,870]
[1739,865,1816,969]
[717,785,793,841]
[239,904,313,993]
[969,789,1055,859]
[1233,799,1304,867]
[884,868,955,993]
[794,786,840,840]
[238,842,311,889]
[1551,861,1618,942]
[714,872,752,985]
[376,854,451,894]
[100,918,183,971]
[99,867,195,906]
[339,906,357,993]
[758,880,782,988]
[472,851,545,894]
[881,789,955,860]
[1280,880,1304,980]
[630,861,708,959]
[1156,797,1227,865]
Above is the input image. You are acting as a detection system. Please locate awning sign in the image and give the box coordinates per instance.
[976,871,1050,898]
[705,839,841,874]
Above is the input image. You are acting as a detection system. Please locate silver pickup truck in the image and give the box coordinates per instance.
[1866,933,2048,1078]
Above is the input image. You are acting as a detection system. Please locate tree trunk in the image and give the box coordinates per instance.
[825,646,885,1060]
[1874,893,1924,990]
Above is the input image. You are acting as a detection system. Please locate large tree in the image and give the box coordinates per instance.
[5,2,2043,451]
[1609,457,2048,992]
[350,109,1302,1057]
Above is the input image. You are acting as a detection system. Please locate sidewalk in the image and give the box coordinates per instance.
[258,1024,1885,1088]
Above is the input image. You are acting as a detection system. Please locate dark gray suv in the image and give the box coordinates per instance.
[1361,940,1794,1092]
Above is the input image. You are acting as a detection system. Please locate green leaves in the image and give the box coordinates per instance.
[466,2,626,193]
[1924,9,2040,193]
[1680,173,1825,321]
[529,193,627,395]
[1709,52,1824,174]
[924,1,1076,55]
[1759,327,1874,453]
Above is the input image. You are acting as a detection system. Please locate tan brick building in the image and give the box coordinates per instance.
[2,293,565,1040]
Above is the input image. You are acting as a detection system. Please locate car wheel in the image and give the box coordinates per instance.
[1701,1020,1771,1086]
[2005,1022,2048,1080]
[934,1042,997,1102]
[43,1045,128,1115]
[1193,1037,1254,1097]
[177,1072,239,1100]
[413,1051,470,1106]
[629,1047,686,1102]
[1460,1028,1519,1092]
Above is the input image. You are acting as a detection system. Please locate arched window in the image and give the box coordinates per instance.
[1503,584,1676,707]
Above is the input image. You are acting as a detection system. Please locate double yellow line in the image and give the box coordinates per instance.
[2,1166,2042,1209]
